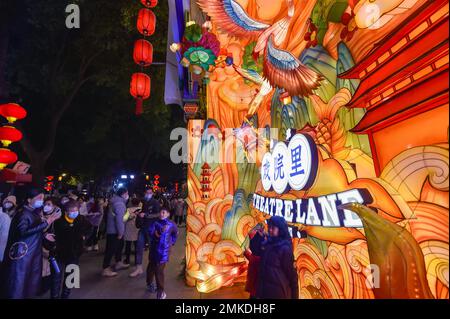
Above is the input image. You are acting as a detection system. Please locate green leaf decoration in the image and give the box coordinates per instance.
[311,0,349,44]
[306,235,329,258]
[328,0,349,23]
[242,42,263,75]
[184,24,202,42]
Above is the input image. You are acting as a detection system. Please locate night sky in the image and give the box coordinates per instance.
[0,0,185,187]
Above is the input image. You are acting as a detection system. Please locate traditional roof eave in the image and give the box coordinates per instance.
[339,0,448,80]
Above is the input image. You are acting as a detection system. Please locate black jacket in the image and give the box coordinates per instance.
[2,206,48,299]
[257,216,299,299]
[136,198,160,229]
[53,215,92,263]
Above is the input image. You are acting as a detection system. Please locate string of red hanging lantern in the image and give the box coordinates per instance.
[130,0,158,115]
[0,103,27,170]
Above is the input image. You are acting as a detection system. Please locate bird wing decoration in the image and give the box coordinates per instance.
[264,36,323,97]
[197,0,270,39]
[233,66,265,85]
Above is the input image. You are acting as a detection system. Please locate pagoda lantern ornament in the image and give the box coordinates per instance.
[200,163,212,201]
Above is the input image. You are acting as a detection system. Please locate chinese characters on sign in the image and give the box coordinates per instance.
[261,133,318,194]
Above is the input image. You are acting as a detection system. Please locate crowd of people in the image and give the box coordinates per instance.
[0,183,299,300]
[0,186,185,299]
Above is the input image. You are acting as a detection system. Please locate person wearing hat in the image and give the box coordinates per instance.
[256,216,299,299]
[1,187,60,299]
[2,195,17,219]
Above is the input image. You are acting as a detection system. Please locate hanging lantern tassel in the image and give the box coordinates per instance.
[130,73,151,116]
[135,98,144,116]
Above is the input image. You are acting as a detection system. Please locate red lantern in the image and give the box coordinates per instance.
[0,103,27,123]
[130,73,151,115]
[133,39,153,67]
[137,9,156,36]
[0,126,23,147]
[140,0,158,8]
[0,148,18,170]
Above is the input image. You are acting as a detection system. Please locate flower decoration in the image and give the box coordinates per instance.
[304,19,319,49]
[340,11,357,42]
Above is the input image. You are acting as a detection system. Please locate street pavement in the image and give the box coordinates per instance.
[65,226,249,299]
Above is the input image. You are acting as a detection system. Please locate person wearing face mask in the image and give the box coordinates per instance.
[102,187,129,277]
[2,195,17,218]
[50,199,91,299]
[1,188,60,299]
[40,198,62,296]
[130,187,160,279]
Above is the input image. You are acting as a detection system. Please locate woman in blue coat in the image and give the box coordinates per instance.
[257,216,299,299]
[1,188,60,299]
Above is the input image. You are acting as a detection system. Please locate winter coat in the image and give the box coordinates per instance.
[106,195,127,237]
[257,216,299,299]
[136,198,160,230]
[0,211,11,262]
[2,206,48,299]
[86,202,103,227]
[148,218,178,264]
[244,230,265,297]
[124,206,141,242]
[53,215,92,263]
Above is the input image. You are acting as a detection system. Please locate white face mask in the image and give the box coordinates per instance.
[3,202,13,210]
[33,200,44,209]
[43,205,53,213]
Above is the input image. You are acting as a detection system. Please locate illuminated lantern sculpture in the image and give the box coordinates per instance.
[130,73,151,115]
[133,39,153,67]
[137,9,156,36]
[140,0,158,8]
[0,148,18,170]
[0,126,23,147]
[0,103,27,123]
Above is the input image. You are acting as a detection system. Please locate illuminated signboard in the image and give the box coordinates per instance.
[261,133,318,194]
[253,189,374,231]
